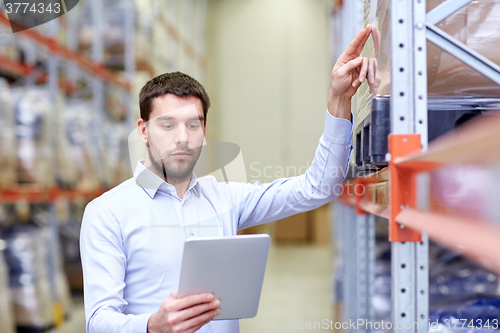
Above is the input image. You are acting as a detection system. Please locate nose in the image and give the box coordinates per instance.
[174,124,189,144]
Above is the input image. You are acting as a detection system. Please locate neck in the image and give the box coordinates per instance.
[167,176,191,200]
[144,156,192,199]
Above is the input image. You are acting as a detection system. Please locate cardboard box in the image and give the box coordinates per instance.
[274,211,309,243]
[308,204,331,245]
[238,221,276,240]
[238,204,333,244]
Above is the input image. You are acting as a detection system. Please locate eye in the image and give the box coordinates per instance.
[164,124,173,129]
[188,124,200,129]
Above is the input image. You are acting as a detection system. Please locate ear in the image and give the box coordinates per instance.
[137,118,149,147]
[203,120,207,137]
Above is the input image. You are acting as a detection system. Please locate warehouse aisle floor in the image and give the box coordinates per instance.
[240,244,334,332]
[49,244,334,333]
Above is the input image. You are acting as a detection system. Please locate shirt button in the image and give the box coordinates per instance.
[190,229,194,236]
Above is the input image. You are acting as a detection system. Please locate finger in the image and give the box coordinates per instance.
[337,57,363,78]
[177,308,220,332]
[342,26,370,57]
[352,77,363,89]
[175,299,220,323]
[354,25,373,56]
[185,323,205,333]
[359,57,369,83]
[373,26,381,58]
[173,293,214,311]
[368,58,375,84]
[169,290,178,299]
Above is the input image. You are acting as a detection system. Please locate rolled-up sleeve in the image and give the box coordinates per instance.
[227,110,354,231]
[80,202,154,333]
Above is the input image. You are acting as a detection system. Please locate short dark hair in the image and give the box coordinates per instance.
[139,72,210,124]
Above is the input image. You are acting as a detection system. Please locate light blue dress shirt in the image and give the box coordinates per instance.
[80,110,353,333]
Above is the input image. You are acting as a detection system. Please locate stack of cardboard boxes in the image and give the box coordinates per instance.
[238,204,331,245]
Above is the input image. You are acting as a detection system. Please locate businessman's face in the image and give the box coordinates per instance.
[140,94,205,180]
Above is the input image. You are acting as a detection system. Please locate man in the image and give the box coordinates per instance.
[80,26,372,333]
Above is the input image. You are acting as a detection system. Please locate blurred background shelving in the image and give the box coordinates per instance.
[0,0,208,332]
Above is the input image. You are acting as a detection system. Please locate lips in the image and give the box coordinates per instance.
[171,151,190,156]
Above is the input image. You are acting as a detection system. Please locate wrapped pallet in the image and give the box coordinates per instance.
[3,227,54,330]
[55,90,78,187]
[11,87,54,185]
[10,85,78,187]
[37,226,73,323]
[64,99,101,192]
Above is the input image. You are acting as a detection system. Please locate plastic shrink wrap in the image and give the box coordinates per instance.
[0,79,17,187]
[3,227,54,329]
[429,262,499,306]
[10,87,54,185]
[64,99,101,192]
[429,298,500,333]
[0,249,16,333]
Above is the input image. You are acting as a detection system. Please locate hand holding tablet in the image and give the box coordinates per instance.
[178,234,271,320]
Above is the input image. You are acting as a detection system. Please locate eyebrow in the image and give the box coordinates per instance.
[155,115,205,122]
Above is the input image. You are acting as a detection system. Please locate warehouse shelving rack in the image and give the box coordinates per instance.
[331,0,500,332]
[0,2,137,328]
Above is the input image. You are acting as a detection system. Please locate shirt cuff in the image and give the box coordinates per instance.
[131,313,154,333]
[323,109,353,145]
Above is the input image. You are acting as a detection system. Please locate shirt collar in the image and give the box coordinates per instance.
[133,160,199,199]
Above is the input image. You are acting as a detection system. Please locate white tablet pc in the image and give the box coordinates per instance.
[177,234,271,320]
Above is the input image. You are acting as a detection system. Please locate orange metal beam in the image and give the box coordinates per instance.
[0,54,78,93]
[0,185,59,203]
[396,208,500,274]
[339,182,355,206]
[0,185,107,203]
[388,134,422,242]
[0,54,35,77]
[395,113,500,169]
